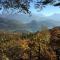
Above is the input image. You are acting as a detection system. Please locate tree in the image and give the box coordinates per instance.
[0,0,60,14]
[31,26,57,60]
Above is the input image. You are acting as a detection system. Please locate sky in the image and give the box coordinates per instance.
[0,0,60,16]
[0,0,60,23]
[0,4,60,16]
[29,2,60,16]
[39,5,60,16]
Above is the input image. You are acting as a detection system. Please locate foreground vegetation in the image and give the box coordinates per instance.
[0,27,60,60]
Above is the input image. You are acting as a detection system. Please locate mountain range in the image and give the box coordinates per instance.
[0,14,60,32]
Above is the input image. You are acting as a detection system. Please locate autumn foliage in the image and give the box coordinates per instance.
[0,27,60,60]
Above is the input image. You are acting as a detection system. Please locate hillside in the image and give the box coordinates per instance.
[26,20,60,32]
[0,26,60,60]
[0,17,27,32]
[0,17,60,32]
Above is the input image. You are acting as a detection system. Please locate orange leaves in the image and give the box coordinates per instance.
[0,27,59,60]
[17,40,29,50]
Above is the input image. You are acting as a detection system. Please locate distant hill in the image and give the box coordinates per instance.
[0,17,27,32]
[0,17,60,32]
[26,19,60,32]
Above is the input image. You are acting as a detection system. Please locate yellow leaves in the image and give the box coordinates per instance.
[17,40,29,50]
[22,53,29,59]
[34,29,51,45]
[40,31,50,41]
[0,28,58,60]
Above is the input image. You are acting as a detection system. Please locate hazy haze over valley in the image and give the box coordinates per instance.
[0,13,60,32]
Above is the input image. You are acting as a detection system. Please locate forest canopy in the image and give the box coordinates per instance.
[0,0,60,14]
